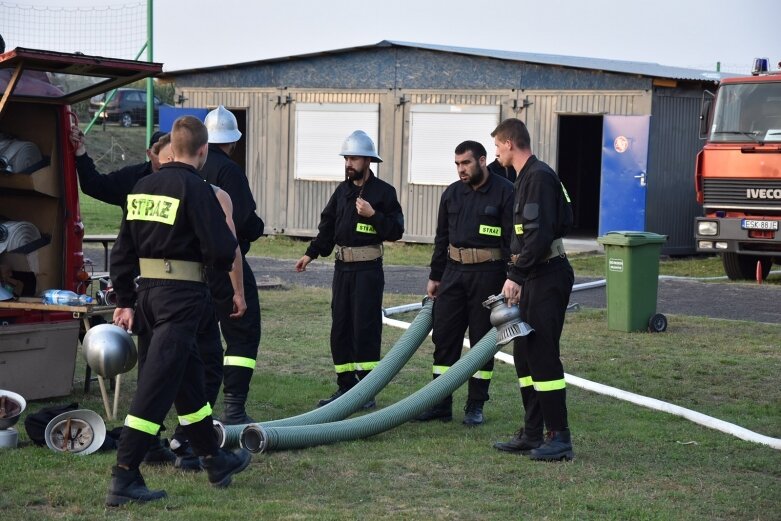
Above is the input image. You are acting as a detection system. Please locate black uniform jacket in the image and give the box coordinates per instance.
[110,162,238,308]
[508,155,573,285]
[75,153,152,207]
[305,172,404,262]
[429,173,514,282]
[200,145,264,254]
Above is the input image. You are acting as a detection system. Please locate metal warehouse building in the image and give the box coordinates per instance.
[163,40,729,254]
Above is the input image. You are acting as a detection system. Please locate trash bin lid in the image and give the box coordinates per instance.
[597,231,668,246]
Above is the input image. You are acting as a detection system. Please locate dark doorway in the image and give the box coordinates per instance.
[556,115,603,235]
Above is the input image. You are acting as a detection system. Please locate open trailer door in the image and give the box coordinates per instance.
[0,47,162,400]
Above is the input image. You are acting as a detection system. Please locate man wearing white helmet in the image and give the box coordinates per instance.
[201,105,265,425]
[295,130,404,408]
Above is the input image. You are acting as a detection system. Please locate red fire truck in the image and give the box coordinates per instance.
[0,48,160,399]
[695,58,781,280]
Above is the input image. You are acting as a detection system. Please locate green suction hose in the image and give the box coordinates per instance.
[218,298,434,448]
[241,327,502,453]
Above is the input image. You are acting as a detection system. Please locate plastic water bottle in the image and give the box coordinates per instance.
[41,289,94,306]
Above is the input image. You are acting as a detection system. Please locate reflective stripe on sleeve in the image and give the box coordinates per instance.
[224,356,256,369]
[178,403,213,426]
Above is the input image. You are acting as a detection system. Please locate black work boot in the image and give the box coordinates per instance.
[317,387,348,407]
[172,444,203,472]
[493,428,543,454]
[462,399,485,426]
[142,435,176,466]
[201,448,252,488]
[528,430,574,461]
[414,400,453,422]
[106,465,167,507]
[219,393,255,425]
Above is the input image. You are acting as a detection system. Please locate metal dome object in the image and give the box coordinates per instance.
[482,294,534,346]
[0,285,13,301]
[0,389,26,430]
[204,105,242,144]
[44,409,105,455]
[82,323,137,379]
[339,130,382,162]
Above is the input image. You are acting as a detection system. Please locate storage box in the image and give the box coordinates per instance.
[0,320,80,400]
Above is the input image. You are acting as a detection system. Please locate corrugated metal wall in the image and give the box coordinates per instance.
[178,87,652,243]
[647,89,705,254]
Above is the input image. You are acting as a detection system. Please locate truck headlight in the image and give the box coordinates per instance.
[698,221,718,236]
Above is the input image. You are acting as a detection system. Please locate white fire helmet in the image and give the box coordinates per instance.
[204,105,242,144]
[339,130,382,163]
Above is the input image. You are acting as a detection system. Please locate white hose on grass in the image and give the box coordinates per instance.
[383,303,781,451]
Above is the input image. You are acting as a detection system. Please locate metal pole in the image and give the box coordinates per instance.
[146,0,154,146]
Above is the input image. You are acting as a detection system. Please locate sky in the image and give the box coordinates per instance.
[1,0,779,74]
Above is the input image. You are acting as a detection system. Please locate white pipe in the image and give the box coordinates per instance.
[573,280,606,291]
[376,305,781,451]
[383,302,423,317]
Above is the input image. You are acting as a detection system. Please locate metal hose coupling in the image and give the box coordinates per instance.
[241,423,269,454]
[482,294,534,346]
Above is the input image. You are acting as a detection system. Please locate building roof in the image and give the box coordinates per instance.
[163,40,732,82]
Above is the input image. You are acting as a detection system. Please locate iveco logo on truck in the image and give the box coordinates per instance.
[746,188,781,199]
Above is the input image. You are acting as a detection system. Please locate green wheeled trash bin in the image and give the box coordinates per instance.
[596,231,668,333]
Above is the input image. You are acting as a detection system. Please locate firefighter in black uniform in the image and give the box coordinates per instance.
[70,128,244,470]
[487,158,516,183]
[201,105,265,425]
[106,116,251,506]
[295,130,404,408]
[490,118,575,461]
[415,141,513,426]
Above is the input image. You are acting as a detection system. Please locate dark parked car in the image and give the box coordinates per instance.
[89,88,163,127]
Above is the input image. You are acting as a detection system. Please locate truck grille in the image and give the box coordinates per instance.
[702,179,781,212]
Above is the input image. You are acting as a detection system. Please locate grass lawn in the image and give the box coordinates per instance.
[1,286,779,520]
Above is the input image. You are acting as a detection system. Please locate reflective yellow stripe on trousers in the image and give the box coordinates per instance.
[178,403,213,426]
[224,356,256,369]
[534,378,566,391]
[334,362,355,373]
[471,370,493,380]
[125,414,161,436]
[518,376,534,388]
[354,361,379,371]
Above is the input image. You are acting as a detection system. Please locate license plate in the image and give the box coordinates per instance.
[741,219,779,231]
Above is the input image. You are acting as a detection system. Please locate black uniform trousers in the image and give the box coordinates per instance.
[116,281,219,469]
[512,257,574,434]
[209,255,261,396]
[432,262,506,403]
[330,260,384,390]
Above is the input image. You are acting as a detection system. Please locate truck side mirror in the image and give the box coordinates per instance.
[699,90,715,139]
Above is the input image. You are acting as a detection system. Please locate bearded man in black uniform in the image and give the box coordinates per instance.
[295,130,404,408]
[414,140,513,426]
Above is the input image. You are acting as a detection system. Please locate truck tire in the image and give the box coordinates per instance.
[722,253,771,280]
